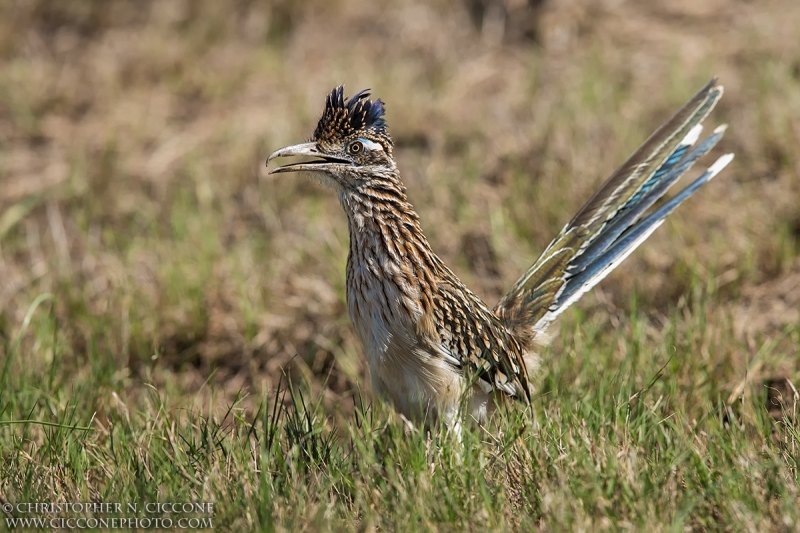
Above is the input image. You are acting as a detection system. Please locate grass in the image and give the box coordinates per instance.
[1,293,798,530]
[1,0,800,530]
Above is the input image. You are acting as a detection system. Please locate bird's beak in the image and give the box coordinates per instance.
[266,142,350,175]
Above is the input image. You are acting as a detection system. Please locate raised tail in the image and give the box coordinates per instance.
[495,78,734,346]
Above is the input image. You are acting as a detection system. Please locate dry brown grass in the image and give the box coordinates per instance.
[1,2,800,529]
[1,0,799,418]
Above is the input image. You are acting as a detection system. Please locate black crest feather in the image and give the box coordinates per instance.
[313,86,389,146]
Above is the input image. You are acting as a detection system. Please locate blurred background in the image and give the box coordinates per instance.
[1,0,798,412]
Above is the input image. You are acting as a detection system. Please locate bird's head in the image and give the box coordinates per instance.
[267,86,395,191]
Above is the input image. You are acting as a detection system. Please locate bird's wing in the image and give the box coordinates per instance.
[434,274,533,403]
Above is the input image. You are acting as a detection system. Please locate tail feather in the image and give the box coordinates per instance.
[554,152,734,314]
[567,124,728,276]
[617,123,702,215]
[567,78,722,231]
[495,78,733,345]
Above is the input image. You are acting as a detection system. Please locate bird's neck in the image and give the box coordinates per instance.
[339,179,439,286]
[340,177,441,343]
[340,180,427,243]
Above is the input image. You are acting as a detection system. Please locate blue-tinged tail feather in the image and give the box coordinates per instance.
[555,152,734,311]
[567,125,728,275]
[494,78,733,346]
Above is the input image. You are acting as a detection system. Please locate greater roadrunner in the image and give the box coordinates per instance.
[267,79,733,430]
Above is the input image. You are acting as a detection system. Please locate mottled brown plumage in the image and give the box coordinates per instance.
[267,81,733,431]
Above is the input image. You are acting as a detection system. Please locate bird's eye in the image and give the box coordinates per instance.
[348,141,363,155]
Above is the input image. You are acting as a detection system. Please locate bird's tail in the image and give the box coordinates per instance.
[495,78,734,346]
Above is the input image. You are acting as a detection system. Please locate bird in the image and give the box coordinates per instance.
[267,79,733,433]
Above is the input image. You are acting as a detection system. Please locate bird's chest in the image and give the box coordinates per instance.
[345,252,421,364]
[345,250,462,419]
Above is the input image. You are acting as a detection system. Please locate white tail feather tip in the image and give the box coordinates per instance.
[681,124,703,146]
[708,153,734,179]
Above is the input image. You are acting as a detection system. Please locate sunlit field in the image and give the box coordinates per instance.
[1,1,799,530]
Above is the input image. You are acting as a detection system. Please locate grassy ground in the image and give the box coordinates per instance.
[1,0,799,530]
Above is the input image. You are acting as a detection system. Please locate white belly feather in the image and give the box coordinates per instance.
[346,261,469,426]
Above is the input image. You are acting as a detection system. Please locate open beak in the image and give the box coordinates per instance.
[266,142,351,175]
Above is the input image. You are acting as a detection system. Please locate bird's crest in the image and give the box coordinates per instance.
[314,86,391,152]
